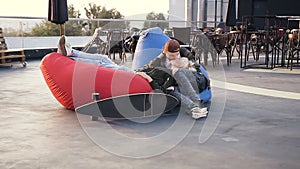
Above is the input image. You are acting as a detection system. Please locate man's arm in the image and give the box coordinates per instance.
[180,47,195,61]
[137,53,166,71]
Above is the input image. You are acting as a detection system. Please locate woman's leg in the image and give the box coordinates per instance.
[74,49,122,67]
[73,49,110,61]
[117,66,134,73]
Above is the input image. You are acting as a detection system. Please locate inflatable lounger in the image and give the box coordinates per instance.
[40,53,153,110]
[132,27,212,103]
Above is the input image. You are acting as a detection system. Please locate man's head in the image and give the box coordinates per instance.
[163,39,180,60]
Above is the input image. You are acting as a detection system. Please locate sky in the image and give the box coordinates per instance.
[0,0,169,18]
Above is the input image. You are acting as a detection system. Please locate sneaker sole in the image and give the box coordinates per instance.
[59,36,67,56]
[192,112,207,119]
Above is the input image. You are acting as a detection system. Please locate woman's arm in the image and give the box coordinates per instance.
[136,71,174,93]
[137,72,163,91]
[136,72,153,82]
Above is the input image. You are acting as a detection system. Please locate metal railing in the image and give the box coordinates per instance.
[0,16,223,35]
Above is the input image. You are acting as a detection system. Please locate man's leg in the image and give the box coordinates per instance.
[170,87,208,119]
[173,69,199,103]
[170,87,197,109]
[173,69,208,119]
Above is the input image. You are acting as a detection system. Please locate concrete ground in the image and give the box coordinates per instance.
[0,55,300,169]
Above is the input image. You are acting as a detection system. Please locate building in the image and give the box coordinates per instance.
[169,0,229,28]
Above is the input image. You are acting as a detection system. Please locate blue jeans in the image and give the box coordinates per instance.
[71,50,133,73]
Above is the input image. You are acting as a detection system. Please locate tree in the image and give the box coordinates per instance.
[3,27,20,37]
[64,4,84,36]
[24,3,126,36]
[143,12,169,30]
[68,4,81,18]
[30,21,59,36]
[30,4,83,36]
[84,3,127,35]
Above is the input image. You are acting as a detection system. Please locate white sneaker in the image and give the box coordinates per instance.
[57,35,72,56]
[190,107,208,119]
[57,35,67,56]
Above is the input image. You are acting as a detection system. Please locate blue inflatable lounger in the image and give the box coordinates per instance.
[132,27,212,103]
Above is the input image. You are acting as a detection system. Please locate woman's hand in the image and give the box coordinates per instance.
[136,72,153,82]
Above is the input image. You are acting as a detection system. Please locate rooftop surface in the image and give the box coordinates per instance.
[0,55,299,169]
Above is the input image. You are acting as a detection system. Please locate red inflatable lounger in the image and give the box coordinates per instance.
[40,52,153,110]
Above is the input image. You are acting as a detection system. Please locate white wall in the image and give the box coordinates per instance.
[5,36,91,49]
[169,0,187,28]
